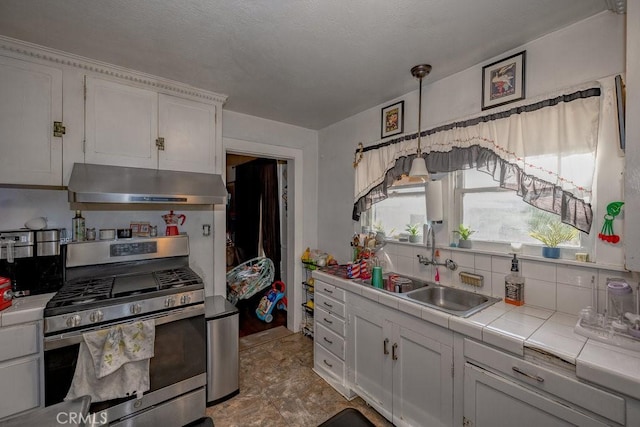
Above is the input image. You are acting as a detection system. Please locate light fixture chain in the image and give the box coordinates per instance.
[417,76,423,156]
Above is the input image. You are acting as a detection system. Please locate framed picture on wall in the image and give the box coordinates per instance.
[482,51,526,110]
[381,100,404,138]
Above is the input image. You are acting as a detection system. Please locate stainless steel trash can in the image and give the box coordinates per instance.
[205,296,239,406]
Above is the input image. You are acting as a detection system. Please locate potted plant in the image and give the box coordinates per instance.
[405,223,421,243]
[528,215,578,258]
[373,222,386,243]
[453,224,475,248]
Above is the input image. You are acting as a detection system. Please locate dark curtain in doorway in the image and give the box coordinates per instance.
[234,159,281,280]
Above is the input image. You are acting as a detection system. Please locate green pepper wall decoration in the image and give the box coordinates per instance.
[598,201,624,244]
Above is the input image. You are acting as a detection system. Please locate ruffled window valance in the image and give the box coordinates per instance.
[353,80,612,233]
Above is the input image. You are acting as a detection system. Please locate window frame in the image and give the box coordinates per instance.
[454,169,590,258]
[361,180,428,237]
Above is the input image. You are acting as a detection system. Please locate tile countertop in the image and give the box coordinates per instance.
[312,270,640,402]
[0,293,55,327]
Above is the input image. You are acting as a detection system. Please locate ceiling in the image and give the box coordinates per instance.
[0,0,609,130]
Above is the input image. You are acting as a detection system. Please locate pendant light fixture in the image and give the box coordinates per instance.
[408,64,432,178]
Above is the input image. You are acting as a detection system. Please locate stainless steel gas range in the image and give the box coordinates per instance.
[43,235,206,427]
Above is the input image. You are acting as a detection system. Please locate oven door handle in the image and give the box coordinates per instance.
[44,304,204,350]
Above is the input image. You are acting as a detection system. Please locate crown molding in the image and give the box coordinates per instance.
[0,35,228,105]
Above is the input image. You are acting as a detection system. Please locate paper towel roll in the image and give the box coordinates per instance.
[425,180,443,222]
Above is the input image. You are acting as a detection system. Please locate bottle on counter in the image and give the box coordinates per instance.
[505,254,525,306]
[72,210,86,242]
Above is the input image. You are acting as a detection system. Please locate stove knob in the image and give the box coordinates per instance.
[89,310,104,323]
[130,303,142,314]
[66,315,81,328]
[180,295,191,305]
[165,297,176,308]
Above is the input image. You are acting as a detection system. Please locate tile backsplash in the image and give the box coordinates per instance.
[379,242,639,316]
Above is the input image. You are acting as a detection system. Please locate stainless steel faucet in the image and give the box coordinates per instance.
[425,223,435,261]
[416,223,458,271]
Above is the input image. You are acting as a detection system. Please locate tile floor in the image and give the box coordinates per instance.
[206,331,392,426]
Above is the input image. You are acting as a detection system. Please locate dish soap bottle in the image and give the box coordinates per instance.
[72,210,86,242]
[505,254,524,306]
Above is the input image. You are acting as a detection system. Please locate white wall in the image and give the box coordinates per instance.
[318,12,627,266]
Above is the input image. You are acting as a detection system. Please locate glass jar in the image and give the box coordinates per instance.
[607,279,633,323]
[86,228,96,241]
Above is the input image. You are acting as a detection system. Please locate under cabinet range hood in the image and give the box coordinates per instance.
[68,163,227,205]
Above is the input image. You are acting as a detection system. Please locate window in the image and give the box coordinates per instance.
[362,181,426,237]
[457,169,581,247]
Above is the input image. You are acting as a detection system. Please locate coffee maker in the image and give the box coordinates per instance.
[0,229,65,297]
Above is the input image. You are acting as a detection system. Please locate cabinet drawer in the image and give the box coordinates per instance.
[315,281,345,302]
[464,339,625,425]
[314,341,345,382]
[0,323,38,362]
[315,293,345,318]
[315,306,346,336]
[316,323,345,360]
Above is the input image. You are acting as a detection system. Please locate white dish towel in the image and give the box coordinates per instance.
[65,320,155,403]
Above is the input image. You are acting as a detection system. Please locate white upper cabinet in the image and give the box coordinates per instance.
[0,39,226,185]
[158,93,216,173]
[85,77,217,173]
[85,76,158,169]
[0,55,63,186]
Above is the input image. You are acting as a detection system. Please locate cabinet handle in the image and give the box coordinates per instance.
[323,359,333,368]
[512,366,544,383]
[383,338,389,355]
[323,288,333,294]
[323,336,333,345]
[323,317,333,324]
[392,343,398,361]
[323,301,333,308]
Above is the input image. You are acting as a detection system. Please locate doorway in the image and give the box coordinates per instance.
[226,154,289,337]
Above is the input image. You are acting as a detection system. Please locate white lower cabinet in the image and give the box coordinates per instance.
[464,363,609,427]
[313,281,355,399]
[463,339,626,427]
[0,322,43,420]
[349,295,453,427]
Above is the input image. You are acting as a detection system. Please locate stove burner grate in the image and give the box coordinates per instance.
[47,277,113,307]
[154,268,202,289]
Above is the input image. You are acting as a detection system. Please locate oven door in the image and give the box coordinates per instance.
[44,304,206,425]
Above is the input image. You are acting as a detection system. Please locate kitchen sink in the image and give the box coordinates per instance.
[403,285,500,318]
[353,273,500,317]
[357,275,429,293]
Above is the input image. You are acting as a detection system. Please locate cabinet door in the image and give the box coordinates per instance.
[392,325,453,427]
[85,77,158,169]
[463,363,608,427]
[0,56,62,186]
[0,356,41,419]
[158,94,216,173]
[350,305,393,420]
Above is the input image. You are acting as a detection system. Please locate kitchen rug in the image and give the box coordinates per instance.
[239,326,292,351]
[318,408,375,427]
